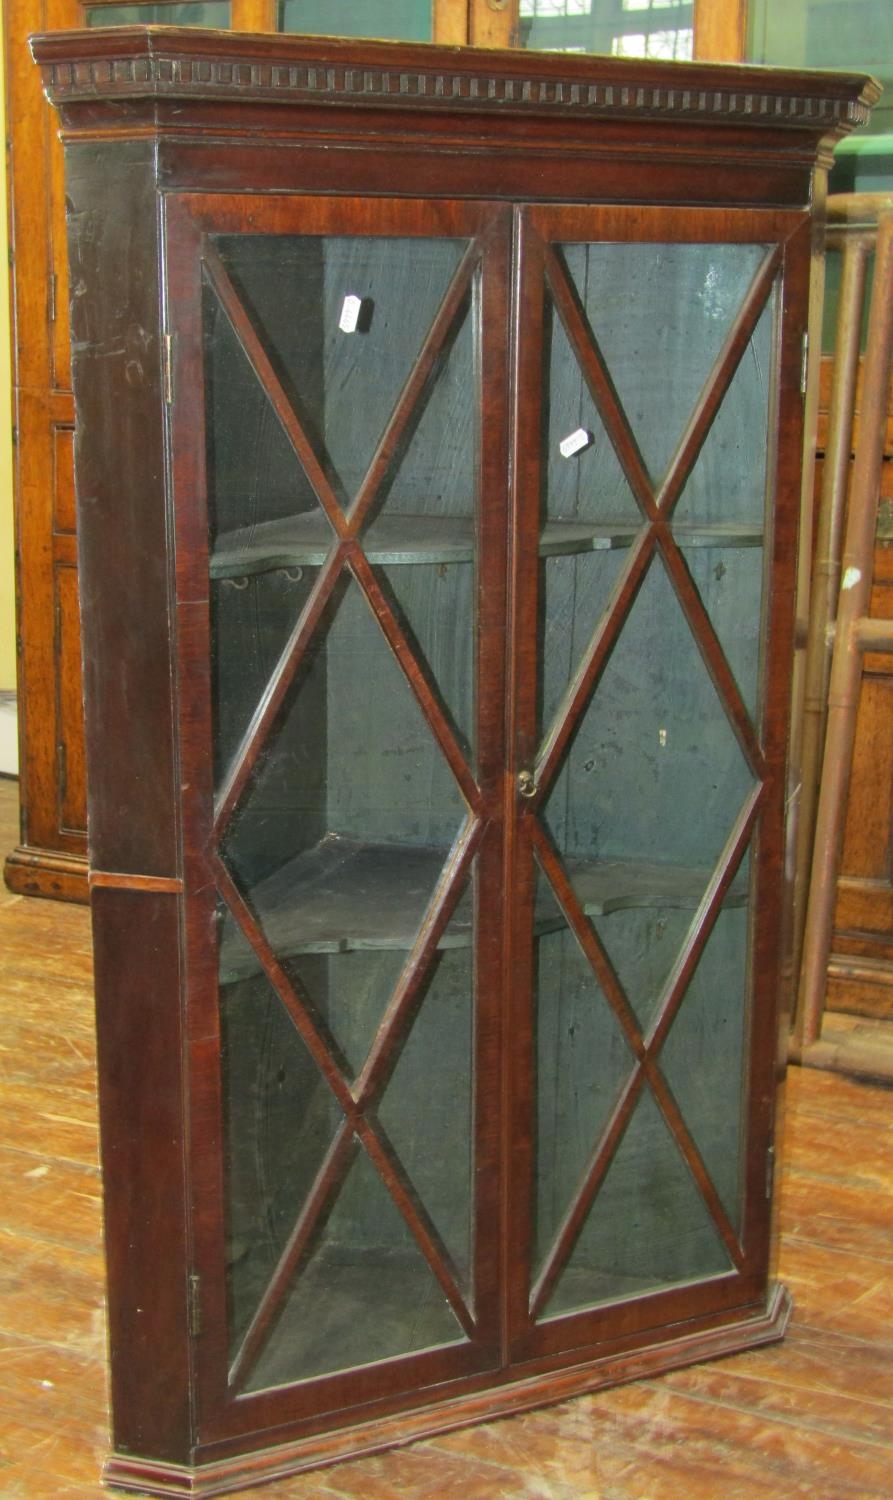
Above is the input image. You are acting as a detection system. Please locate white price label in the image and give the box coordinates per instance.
[559,427,592,459]
[339,294,363,333]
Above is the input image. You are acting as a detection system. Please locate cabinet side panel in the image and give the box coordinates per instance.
[65,139,178,878]
[91,886,193,1465]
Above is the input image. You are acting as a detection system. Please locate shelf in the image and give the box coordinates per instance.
[218,834,746,982]
[210,513,763,580]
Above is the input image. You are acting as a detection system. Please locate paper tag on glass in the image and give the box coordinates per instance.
[339,294,363,333]
[559,427,592,459]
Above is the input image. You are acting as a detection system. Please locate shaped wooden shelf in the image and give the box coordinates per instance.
[218,833,745,981]
[210,512,764,580]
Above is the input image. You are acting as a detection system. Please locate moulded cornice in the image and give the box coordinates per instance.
[31,26,879,140]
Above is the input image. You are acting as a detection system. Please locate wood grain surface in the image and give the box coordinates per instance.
[2,772,892,1498]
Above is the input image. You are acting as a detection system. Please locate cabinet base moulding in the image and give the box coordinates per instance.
[103,1286,791,1498]
[3,844,89,903]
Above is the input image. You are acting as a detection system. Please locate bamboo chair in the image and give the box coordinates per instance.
[792,193,893,1078]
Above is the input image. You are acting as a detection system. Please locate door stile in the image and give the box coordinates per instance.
[472,205,515,1360]
[742,214,812,1293]
[504,206,549,1361]
[164,193,240,1432]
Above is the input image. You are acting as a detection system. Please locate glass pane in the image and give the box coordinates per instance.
[212,235,465,512]
[659,853,753,1234]
[208,229,478,1387]
[532,235,774,1321]
[375,293,477,754]
[376,915,475,1294]
[245,1145,464,1390]
[542,554,755,885]
[519,0,693,59]
[86,2,229,24]
[279,0,432,41]
[534,877,633,1274]
[222,926,339,1355]
[544,1088,733,1317]
[560,242,770,489]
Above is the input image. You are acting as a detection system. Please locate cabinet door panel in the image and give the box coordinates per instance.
[165,194,508,1429]
[511,206,797,1357]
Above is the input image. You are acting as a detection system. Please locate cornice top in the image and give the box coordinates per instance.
[31,26,879,138]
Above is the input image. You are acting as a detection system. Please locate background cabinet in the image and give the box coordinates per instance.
[33,25,873,1496]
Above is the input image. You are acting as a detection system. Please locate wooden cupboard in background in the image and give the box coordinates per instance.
[819,377,893,1023]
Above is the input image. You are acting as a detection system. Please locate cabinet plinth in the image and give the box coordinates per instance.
[31,25,876,1496]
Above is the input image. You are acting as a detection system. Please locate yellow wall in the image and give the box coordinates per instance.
[0,0,15,693]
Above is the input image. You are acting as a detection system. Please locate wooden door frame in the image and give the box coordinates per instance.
[160,187,512,1445]
[505,198,808,1369]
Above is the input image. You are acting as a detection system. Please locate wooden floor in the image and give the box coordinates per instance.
[1,775,892,1500]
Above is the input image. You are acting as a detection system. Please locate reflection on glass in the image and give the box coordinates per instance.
[519,0,693,59]
[279,0,432,41]
[86,1,229,24]
[208,231,477,1386]
[533,238,771,1320]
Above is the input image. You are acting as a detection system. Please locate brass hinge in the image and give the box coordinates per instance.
[800,331,809,396]
[48,273,57,325]
[765,1143,776,1201]
[163,332,174,406]
[188,1272,202,1338]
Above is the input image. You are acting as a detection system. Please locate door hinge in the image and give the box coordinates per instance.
[163,332,174,406]
[188,1272,202,1337]
[57,741,67,802]
[800,331,809,396]
[765,1143,776,1201]
[48,273,57,325]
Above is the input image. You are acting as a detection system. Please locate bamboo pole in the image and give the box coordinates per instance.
[790,226,871,1006]
[796,207,893,1052]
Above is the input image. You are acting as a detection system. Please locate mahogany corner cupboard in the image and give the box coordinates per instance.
[32,27,876,1497]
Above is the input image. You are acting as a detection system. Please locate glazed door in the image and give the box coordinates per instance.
[165,195,511,1436]
[508,205,809,1361]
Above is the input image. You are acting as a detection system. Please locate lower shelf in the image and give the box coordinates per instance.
[219,834,745,982]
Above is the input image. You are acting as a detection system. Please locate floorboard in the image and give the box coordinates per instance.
[1,776,891,1499]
